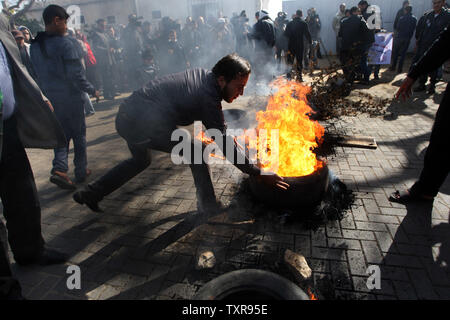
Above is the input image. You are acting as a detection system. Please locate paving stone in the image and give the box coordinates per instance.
[361,240,384,264]
[347,250,367,276]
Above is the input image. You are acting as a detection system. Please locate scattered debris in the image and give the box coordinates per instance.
[306,63,392,120]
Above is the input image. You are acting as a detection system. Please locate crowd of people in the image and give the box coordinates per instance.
[1,1,449,299]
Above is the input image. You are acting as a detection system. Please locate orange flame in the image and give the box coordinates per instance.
[253,78,324,177]
[308,287,318,300]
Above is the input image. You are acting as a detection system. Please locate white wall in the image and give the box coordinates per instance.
[282,0,432,54]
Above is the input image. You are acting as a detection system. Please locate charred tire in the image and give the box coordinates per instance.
[249,164,329,208]
[194,269,309,300]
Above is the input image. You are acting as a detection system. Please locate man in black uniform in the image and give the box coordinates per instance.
[338,6,371,85]
[390,26,450,203]
[284,10,312,81]
[412,0,450,94]
[73,54,288,213]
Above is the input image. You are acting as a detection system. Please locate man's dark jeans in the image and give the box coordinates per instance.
[0,117,44,264]
[391,37,410,72]
[0,221,23,299]
[410,83,450,197]
[88,110,216,205]
[287,49,304,75]
[52,114,87,181]
[412,46,439,87]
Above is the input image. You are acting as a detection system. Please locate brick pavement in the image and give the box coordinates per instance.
[2,71,450,300]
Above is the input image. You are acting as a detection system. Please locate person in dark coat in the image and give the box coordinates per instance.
[159,29,189,76]
[11,29,36,80]
[90,19,115,100]
[30,5,99,189]
[390,5,417,73]
[284,10,312,81]
[274,11,289,70]
[338,6,371,85]
[73,54,288,214]
[123,14,144,91]
[1,11,68,299]
[390,26,450,204]
[394,1,410,33]
[248,10,276,81]
[411,0,450,94]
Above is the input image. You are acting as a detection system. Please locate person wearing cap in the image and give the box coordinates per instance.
[11,29,36,80]
[30,4,99,189]
[18,25,33,44]
[1,12,69,299]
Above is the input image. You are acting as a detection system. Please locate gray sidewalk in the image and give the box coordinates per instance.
[3,75,450,300]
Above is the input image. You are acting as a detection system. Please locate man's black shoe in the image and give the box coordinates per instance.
[73,188,103,212]
[426,85,436,95]
[16,248,68,266]
[413,84,426,92]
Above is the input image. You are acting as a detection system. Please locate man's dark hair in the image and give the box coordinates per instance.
[296,9,303,17]
[96,18,106,24]
[403,0,410,5]
[350,6,359,14]
[405,5,412,14]
[212,54,251,82]
[358,1,369,6]
[43,5,69,26]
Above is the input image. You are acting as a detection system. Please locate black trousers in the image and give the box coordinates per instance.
[88,110,216,205]
[340,49,361,84]
[410,83,450,197]
[0,221,22,299]
[411,46,439,87]
[0,117,44,264]
[286,49,304,74]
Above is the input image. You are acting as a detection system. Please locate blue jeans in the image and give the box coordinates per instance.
[52,117,87,180]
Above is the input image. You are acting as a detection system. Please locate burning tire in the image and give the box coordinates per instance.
[194,269,309,300]
[248,164,329,208]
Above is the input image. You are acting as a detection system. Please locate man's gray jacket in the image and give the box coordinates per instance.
[0,13,66,150]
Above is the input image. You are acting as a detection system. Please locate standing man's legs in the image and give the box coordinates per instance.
[72,117,88,183]
[397,39,410,73]
[410,84,450,197]
[0,117,44,264]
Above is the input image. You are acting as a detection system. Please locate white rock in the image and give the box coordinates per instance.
[196,251,216,270]
[284,249,312,281]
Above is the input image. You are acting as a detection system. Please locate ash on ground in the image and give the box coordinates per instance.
[237,170,355,231]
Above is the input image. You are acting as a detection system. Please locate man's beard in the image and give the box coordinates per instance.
[221,83,234,103]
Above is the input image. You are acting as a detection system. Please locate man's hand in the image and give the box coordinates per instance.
[256,172,290,190]
[395,76,415,101]
[44,100,54,112]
